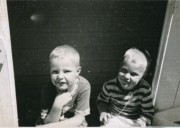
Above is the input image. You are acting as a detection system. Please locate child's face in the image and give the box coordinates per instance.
[118,59,146,91]
[50,57,81,92]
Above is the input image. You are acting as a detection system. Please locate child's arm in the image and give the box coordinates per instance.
[97,101,108,113]
[97,81,110,113]
[137,87,154,126]
[44,92,72,123]
[97,102,112,125]
[39,114,85,127]
[97,82,112,125]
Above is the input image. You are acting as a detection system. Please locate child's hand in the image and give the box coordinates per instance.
[54,92,72,108]
[100,112,112,125]
[130,122,141,127]
[130,119,146,127]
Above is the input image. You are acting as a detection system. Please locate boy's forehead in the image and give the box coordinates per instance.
[50,56,73,63]
[50,56,79,67]
[124,49,147,66]
[122,59,147,73]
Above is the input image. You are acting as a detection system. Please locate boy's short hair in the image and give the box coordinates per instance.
[123,48,150,73]
[49,45,80,67]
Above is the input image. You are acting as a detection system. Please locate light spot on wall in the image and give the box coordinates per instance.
[30,13,45,24]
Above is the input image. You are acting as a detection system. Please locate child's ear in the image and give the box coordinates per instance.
[77,66,81,75]
[142,67,149,78]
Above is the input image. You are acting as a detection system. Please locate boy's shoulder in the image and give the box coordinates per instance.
[138,78,152,90]
[100,77,119,90]
[78,76,91,90]
[105,77,118,85]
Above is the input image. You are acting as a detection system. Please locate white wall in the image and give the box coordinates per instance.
[0,0,18,126]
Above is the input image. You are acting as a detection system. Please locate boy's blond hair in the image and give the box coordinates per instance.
[123,48,148,73]
[49,45,80,67]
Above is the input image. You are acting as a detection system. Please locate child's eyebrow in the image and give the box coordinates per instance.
[63,69,71,71]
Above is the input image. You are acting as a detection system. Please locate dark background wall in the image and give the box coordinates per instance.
[7,0,167,126]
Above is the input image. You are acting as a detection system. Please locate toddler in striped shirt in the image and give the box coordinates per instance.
[97,48,154,127]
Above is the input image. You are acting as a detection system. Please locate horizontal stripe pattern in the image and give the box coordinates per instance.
[97,77,154,125]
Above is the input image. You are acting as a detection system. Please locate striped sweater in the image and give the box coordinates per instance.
[97,77,154,125]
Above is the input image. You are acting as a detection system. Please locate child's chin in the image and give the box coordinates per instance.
[121,84,133,90]
[57,85,68,91]
[120,82,129,89]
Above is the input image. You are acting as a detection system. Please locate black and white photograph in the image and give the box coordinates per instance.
[0,0,180,127]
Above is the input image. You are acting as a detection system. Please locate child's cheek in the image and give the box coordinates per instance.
[118,72,123,78]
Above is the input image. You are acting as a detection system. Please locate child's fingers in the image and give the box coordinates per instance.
[107,113,111,119]
[103,116,108,124]
[99,114,104,122]
[100,116,103,122]
[100,115,107,124]
[105,113,112,124]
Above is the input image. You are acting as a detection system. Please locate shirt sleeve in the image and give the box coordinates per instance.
[140,86,154,126]
[74,83,91,116]
[97,82,110,103]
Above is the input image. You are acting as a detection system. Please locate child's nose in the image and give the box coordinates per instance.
[124,73,130,80]
[57,72,64,79]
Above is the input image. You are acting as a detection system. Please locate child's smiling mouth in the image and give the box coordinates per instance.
[120,79,130,87]
[56,81,67,86]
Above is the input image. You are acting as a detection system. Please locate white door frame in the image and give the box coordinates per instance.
[0,0,18,126]
[152,0,176,105]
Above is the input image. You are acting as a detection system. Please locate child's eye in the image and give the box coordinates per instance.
[64,70,71,73]
[120,68,127,73]
[131,72,138,76]
[52,70,58,74]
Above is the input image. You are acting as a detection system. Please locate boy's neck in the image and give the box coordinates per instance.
[70,77,79,96]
